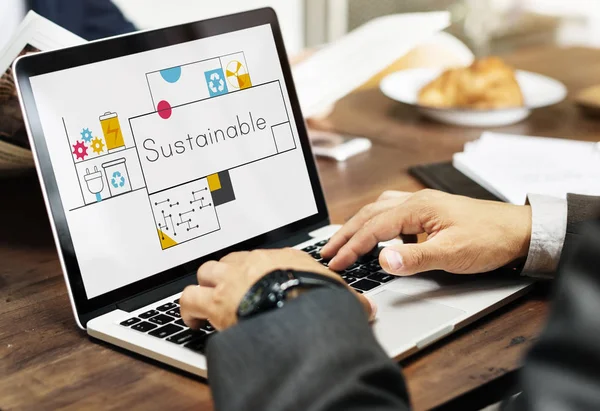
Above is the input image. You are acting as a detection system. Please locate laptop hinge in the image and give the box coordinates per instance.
[263,220,328,249]
[116,273,197,313]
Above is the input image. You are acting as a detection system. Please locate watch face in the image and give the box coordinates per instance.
[238,280,268,317]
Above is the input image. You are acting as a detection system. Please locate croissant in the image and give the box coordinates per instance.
[418,57,524,109]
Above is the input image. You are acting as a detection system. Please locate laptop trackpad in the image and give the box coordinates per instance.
[370,290,466,356]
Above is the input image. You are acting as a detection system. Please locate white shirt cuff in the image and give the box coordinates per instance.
[522,194,567,278]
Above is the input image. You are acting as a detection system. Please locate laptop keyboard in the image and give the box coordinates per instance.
[304,239,390,294]
[120,298,216,354]
[119,238,391,352]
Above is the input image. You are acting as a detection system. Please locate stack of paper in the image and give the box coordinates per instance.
[453,132,600,204]
[293,12,450,118]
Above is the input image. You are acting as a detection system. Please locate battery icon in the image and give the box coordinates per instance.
[100,111,125,152]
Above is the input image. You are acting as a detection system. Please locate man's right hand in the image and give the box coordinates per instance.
[321,190,532,276]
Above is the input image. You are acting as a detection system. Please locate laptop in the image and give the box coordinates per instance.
[14,8,532,378]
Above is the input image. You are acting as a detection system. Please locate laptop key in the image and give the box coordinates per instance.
[347,268,369,278]
[185,332,214,353]
[132,321,158,332]
[341,275,356,285]
[139,309,159,319]
[166,307,181,318]
[315,239,329,247]
[175,319,187,327]
[174,299,180,304]
[148,314,174,325]
[302,245,317,253]
[345,263,361,271]
[368,272,395,283]
[167,328,206,345]
[198,320,215,332]
[357,247,383,264]
[156,302,177,312]
[365,262,382,272]
[351,279,380,292]
[120,317,141,327]
[149,323,183,339]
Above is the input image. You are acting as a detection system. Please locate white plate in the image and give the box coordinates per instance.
[380,68,567,127]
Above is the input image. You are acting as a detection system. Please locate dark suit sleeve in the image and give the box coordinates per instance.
[563,194,600,256]
[503,218,600,411]
[82,0,136,40]
[29,0,135,40]
[206,288,410,411]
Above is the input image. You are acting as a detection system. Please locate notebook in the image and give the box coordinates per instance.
[452,132,600,205]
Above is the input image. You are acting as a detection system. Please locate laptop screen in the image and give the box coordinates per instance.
[28,23,318,299]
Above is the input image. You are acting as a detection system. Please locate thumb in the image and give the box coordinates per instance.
[353,290,377,322]
[379,242,444,276]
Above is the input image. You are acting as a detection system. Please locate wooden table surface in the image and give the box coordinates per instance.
[2,46,600,411]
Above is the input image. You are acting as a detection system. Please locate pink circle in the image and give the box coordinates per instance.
[157,100,172,119]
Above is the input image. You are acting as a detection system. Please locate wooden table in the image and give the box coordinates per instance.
[2,46,600,410]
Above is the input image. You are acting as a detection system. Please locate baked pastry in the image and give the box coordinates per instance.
[418,57,524,109]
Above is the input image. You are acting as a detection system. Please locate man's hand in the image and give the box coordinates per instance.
[321,189,532,276]
[180,248,375,331]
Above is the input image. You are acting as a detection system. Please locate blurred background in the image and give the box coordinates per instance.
[112,0,600,56]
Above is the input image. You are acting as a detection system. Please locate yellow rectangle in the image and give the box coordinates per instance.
[207,173,221,191]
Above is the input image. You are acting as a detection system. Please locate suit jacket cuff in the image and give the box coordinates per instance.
[522,194,567,278]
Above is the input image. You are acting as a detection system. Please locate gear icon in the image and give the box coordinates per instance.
[80,128,93,143]
[91,137,105,154]
[72,140,89,160]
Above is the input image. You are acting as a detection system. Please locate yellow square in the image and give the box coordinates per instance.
[207,173,221,191]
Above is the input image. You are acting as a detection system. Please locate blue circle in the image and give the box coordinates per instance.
[160,66,182,83]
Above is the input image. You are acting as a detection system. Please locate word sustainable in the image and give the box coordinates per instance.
[143,111,267,163]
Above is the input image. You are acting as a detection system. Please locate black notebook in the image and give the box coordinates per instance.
[409,162,502,202]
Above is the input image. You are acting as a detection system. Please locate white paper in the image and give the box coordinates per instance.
[0,11,84,74]
[293,12,451,118]
[453,131,600,204]
[0,11,84,172]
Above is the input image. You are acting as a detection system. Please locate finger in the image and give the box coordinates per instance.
[197,260,230,287]
[329,204,424,270]
[378,191,412,201]
[379,241,445,276]
[179,285,216,329]
[219,251,250,263]
[321,198,407,260]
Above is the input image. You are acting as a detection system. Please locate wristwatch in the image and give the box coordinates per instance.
[237,269,344,320]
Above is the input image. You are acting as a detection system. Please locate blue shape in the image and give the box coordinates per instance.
[204,68,228,97]
[95,193,102,202]
[160,66,182,83]
[80,127,93,143]
[111,171,126,188]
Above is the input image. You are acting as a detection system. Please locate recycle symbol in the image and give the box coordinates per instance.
[209,72,225,93]
[111,171,126,188]
[80,128,93,143]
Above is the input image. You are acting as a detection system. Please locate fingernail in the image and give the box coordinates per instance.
[384,249,403,271]
[368,298,378,321]
[328,256,338,267]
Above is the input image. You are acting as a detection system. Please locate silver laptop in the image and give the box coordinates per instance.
[14,8,532,378]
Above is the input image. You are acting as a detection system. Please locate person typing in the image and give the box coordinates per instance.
[180,189,600,410]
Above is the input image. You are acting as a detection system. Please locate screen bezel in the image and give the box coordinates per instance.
[15,7,329,324]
